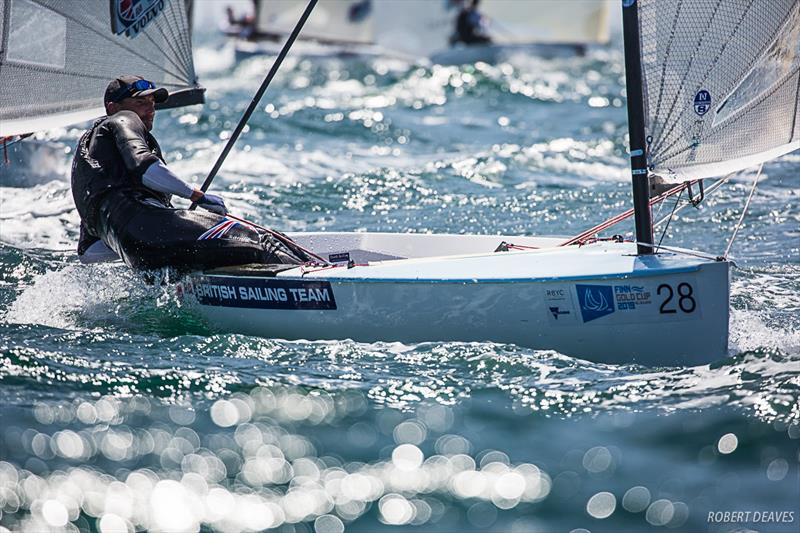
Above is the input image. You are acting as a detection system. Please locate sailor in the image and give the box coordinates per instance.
[451,0,492,46]
[71,75,302,271]
[225,3,257,39]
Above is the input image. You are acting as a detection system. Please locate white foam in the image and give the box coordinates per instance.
[4,263,139,330]
[0,181,78,251]
[729,308,800,356]
[193,43,236,76]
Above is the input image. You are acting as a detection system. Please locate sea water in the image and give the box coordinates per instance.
[0,26,798,533]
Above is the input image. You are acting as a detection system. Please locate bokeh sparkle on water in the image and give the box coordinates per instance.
[0,18,799,533]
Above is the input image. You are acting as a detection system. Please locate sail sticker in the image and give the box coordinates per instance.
[329,252,351,263]
[110,0,166,38]
[576,284,615,322]
[542,285,578,325]
[613,284,652,310]
[191,276,337,310]
[693,90,712,116]
[575,281,700,324]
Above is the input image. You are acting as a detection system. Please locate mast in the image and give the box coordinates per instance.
[621,0,654,255]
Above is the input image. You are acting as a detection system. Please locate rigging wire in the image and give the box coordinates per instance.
[723,163,762,259]
[634,242,720,261]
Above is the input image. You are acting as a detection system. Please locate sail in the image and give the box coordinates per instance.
[635,0,800,182]
[0,0,203,137]
[369,0,455,58]
[370,0,610,58]
[255,0,374,46]
[480,0,611,46]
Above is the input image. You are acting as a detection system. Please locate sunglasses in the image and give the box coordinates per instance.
[110,79,156,103]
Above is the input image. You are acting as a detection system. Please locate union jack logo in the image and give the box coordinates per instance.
[198,218,239,240]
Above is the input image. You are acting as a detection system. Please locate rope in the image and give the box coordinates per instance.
[559,180,692,246]
[723,163,762,259]
[1,134,34,164]
[654,186,683,253]
[225,213,329,265]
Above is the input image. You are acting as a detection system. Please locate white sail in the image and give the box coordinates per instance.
[0,0,202,137]
[480,0,611,46]
[255,0,374,45]
[636,0,800,182]
[369,0,454,58]
[370,0,611,58]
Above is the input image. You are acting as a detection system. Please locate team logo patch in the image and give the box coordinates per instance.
[693,89,712,116]
[198,218,239,240]
[576,284,615,322]
[192,277,337,310]
[110,0,165,38]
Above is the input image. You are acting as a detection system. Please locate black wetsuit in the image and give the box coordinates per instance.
[453,9,492,45]
[71,111,300,271]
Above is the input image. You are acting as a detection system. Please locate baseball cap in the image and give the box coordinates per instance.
[104,75,169,104]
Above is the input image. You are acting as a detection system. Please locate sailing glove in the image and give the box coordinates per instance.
[196,193,228,215]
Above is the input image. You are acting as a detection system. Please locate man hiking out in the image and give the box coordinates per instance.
[71,75,303,271]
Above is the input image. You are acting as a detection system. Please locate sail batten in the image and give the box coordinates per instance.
[636,0,800,182]
[0,0,202,137]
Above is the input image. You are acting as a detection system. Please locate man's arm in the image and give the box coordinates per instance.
[107,110,160,178]
[142,161,227,215]
[107,111,227,215]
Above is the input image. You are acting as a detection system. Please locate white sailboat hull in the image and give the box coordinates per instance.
[184,233,730,367]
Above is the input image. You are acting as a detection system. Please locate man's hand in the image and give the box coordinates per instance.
[195,192,227,215]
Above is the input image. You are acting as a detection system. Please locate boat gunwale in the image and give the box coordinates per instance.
[197,263,719,285]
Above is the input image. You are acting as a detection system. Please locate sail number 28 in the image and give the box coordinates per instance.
[657,283,696,314]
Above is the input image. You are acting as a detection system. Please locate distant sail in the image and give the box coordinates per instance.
[0,0,203,137]
[479,0,611,46]
[254,0,374,46]
[636,0,800,182]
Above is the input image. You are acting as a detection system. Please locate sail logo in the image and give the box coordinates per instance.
[576,284,615,322]
[111,0,165,38]
[694,90,712,116]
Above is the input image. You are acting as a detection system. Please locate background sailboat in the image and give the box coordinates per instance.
[227,0,612,63]
[374,0,613,64]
